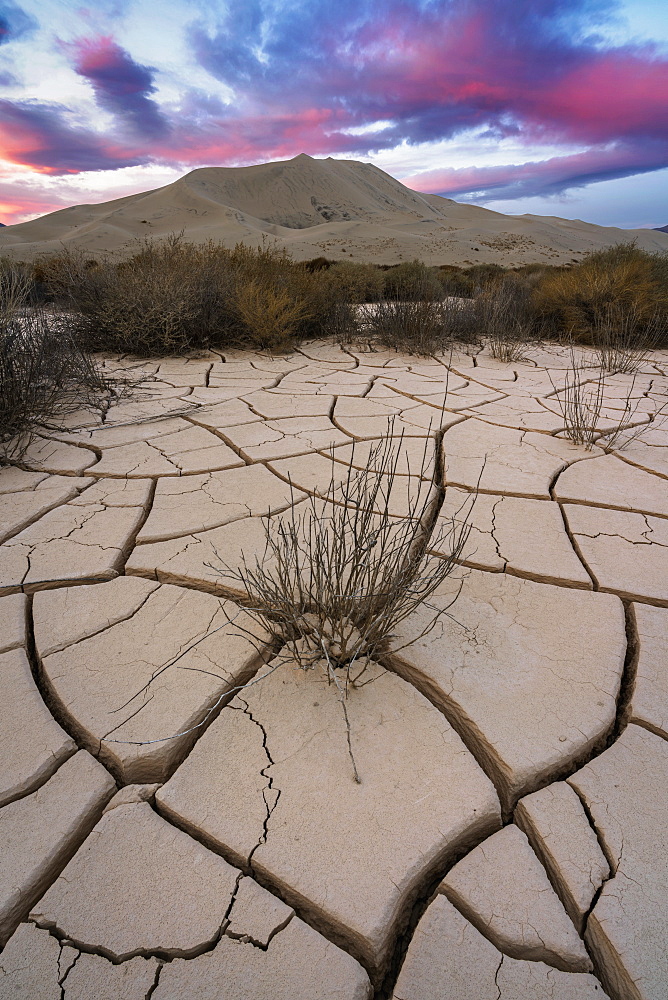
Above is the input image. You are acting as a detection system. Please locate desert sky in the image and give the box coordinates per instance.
[1,0,667,228]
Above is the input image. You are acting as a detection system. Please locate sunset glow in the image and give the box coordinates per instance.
[0,0,666,226]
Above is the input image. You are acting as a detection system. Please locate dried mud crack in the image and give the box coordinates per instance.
[1,341,667,1000]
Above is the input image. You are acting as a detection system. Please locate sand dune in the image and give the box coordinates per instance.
[2,153,667,265]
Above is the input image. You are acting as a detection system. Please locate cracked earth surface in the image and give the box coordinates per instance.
[0,340,667,999]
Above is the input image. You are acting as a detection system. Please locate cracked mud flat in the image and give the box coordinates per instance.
[0,341,667,999]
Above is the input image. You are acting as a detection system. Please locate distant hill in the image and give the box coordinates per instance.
[654,225,668,233]
[1,154,667,266]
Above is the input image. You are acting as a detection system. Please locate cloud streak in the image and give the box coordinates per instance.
[0,100,145,173]
[404,142,668,201]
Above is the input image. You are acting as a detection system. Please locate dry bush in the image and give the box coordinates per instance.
[365,295,451,354]
[550,357,606,450]
[592,301,662,373]
[478,277,538,361]
[0,271,111,460]
[547,351,660,451]
[218,429,471,693]
[360,290,482,355]
[38,235,350,355]
[39,235,235,355]
[104,424,475,781]
[534,242,668,347]
[383,260,444,301]
[0,258,44,306]
[327,300,363,345]
[436,266,473,298]
[233,280,313,351]
[324,260,384,303]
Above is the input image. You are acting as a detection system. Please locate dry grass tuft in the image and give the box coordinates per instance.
[550,356,606,450]
[104,423,475,782]
[548,350,666,451]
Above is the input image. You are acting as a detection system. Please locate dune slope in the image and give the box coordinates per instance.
[2,154,667,265]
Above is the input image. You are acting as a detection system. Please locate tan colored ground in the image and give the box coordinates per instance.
[0,339,667,999]
[2,154,667,265]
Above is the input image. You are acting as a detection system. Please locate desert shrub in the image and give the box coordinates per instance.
[0,271,111,460]
[105,424,475,782]
[218,428,471,777]
[219,431,469,667]
[439,296,481,346]
[534,242,668,348]
[233,279,313,351]
[302,256,333,271]
[365,297,450,355]
[477,276,539,361]
[324,260,385,303]
[513,262,554,279]
[0,264,30,315]
[548,351,663,450]
[463,262,507,291]
[436,266,475,298]
[1,257,45,306]
[591,301,663,373]
[39,235,236,354]
[327,300,364,345]
[383,260,444,301]
[39,235,352,354]
[549,355,606,450]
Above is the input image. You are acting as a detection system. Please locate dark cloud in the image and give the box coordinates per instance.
[0,99,145,172]
[0,1,37,46]
[69,36,169,138]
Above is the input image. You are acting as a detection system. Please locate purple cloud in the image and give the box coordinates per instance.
[189,0,668,157]
[0,1,36,46]
[405,141,668,201]
[0,99,146,173]
[68,35,169,138]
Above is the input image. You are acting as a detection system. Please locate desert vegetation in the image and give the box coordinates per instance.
[36,236,346,355]
[0,263,112,461]
[219,430,470,675]
[4,236,665,363]
[550,350,667,451]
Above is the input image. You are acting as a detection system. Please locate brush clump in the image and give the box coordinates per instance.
[217,425,472,687]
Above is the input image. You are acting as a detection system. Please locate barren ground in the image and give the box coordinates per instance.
[1,340,667,1000]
